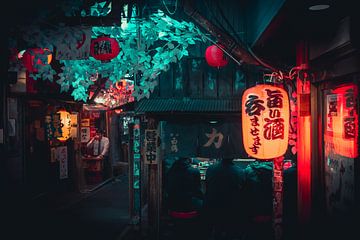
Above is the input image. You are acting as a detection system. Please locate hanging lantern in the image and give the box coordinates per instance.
[205,44,228,68]
[90,35,120,62]
[115,109,123,114]
[115,79,127,90]
[22,48,52,73]
[242,84,290,159]
[57,109,72,142]
[325,83,358,158]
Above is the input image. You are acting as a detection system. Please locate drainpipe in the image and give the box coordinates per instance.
[296,40,312,225]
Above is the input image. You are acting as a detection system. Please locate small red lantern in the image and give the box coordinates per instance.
[90,35,120,62]
[22,48,52,73]
[205,44,228,68]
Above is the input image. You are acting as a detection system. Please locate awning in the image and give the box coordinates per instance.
[83,104,108,111]
[134,98,242,113]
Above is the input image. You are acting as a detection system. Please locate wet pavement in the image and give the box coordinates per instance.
[3,174,130,240]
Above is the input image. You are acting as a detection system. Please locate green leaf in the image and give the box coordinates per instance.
[168,43,174,49]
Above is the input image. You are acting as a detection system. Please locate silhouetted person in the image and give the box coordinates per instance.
[203,157,247,240]
[164,157,204,240]
[244,161,274,240]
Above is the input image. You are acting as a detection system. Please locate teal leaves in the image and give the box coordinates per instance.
[14,9,206,103]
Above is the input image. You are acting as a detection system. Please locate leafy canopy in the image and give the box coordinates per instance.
[11,9,206,103]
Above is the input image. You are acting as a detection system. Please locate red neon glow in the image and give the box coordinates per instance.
[115,109,123,114]
[242,84,290,159]
[325,84,358,158]
[297,77,311,223]
[22,48,52,73]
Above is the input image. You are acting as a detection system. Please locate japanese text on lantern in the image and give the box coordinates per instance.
[94,40,112,55]
[264,89,285,141]
[245,95,265,155]
[242,85,289,159]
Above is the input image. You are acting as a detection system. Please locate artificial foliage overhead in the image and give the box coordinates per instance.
[9,8,206,104]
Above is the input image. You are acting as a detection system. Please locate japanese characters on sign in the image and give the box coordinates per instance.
[324,84,358,214]
[203,128,224,149]
[170,133,179,153]
[132,118,141,220]
[242,85,289,159]
[52,112,63,139]
[145,129,158,164]
[56,146,68,179]
[81,127,90,143]
[326,84,358,158]
[133,119,141,189]
[326,94,338,132]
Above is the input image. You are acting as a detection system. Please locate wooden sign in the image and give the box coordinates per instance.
[144,129,158,164]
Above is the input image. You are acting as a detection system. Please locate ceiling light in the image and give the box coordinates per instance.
[308,4,330,11]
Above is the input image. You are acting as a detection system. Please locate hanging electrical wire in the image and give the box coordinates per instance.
[162,0,178,15]
[201,33,243,66]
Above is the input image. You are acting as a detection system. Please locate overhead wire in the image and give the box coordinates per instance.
[162,0,178,15]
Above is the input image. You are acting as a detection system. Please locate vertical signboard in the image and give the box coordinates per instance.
[145,129,158,164]
[324,83,358,214]
[57,146,68,179]
[133,118,141,220]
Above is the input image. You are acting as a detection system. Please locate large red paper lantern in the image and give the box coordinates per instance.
[90,36,120,62]
[325,83,358,158]
[205,44,228,68]
[22,48,52,73]
[242,84,290,159]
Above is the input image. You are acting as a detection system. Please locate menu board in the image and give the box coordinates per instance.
[324,85,357,215]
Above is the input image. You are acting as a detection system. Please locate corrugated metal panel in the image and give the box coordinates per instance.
[135,98,241,113]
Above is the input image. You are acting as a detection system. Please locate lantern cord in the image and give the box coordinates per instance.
[247,48,278,72]
[162,0,178,15]
[201,34,243,66]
